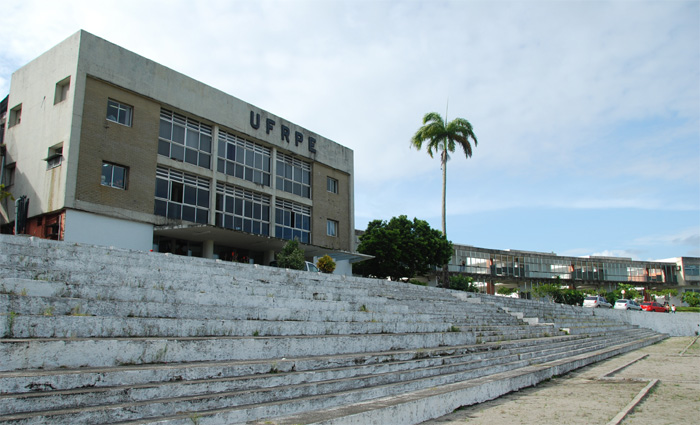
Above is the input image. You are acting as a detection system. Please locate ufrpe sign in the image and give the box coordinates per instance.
[250,111,316,153]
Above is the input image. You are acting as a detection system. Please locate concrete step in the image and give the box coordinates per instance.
[0,331,654,423]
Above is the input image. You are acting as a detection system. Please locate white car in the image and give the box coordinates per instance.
[583,296,612,308]
[614,299,642,311]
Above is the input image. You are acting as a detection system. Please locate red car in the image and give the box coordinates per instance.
[641,302,668,313]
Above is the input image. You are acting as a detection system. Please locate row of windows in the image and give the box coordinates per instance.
[276,152,311,198]
[158,109,213,169]
[217,130,271,186]
[215,182,271,236]
[154,167,210,224]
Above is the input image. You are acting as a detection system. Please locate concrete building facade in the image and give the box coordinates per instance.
[1,30,361,273]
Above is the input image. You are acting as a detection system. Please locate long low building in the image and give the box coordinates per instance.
[0,30,365,274]
[443,243,700,299]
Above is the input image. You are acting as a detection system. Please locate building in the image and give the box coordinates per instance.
[0,30,365,274]
[442,243,700,302]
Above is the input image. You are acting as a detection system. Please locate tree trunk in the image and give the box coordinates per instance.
[441,149,449,288]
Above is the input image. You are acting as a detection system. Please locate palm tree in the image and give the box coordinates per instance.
[410,112,478,237]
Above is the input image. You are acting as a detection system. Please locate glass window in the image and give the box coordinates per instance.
[217,130,271,186]
[277,153,311,199]
[215,182,270,235]
[154,167,210,223]
[99,162,127,189]
[158,109,212,169]
[106,99,132,126]
[275,199,311,243]
[327,219,338,237]
[327,177,338,194]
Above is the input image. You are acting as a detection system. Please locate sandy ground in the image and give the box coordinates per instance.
[420,336,700,425]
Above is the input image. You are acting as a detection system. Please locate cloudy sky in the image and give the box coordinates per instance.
[1,0,698,261]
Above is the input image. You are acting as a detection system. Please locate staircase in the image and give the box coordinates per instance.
[0,234,666,424]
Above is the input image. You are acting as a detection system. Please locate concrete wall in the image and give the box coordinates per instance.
[63,209,153,251]
[593,308,700,337]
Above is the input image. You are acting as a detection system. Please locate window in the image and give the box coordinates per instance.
[54,77,70,104]
[217,130,270,185]
[276,152,311,198]
[101,162,127,189]
[215,183,270,236]
[686,265,700,277]
[274,199,311,243]
[106,99,133,126]
[9,104,22,127]
[159,109,212,169]
[327,219,338,237]
[3,163,15,187]
[154,166,210,224]
[45,144,63,169]
[327,177,338,194]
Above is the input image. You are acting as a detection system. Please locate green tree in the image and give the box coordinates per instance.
[449,275,479,293]
[410,112,478,238]
[681,291,700,307]
[353,215,452,281]
[276,239,305,270]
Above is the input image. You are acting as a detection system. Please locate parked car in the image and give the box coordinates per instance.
[583,296,612,308]
[641,302,668,312]
[614,299,642,311]
[268,260,320,272]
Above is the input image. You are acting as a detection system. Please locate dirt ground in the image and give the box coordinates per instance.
[420,337,700,425]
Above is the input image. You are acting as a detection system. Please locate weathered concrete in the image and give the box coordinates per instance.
[0,234,667,424]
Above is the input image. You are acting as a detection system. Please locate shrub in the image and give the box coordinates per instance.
[408,279,428,286]
[276,240,305,270]
[681,291,700,308]
[316,255,336,274]
[497,287,518,296]
[449,275,479,292]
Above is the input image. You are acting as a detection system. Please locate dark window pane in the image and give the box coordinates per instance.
[182,205,196,222]
[159,120,171,139]
[197,189,209,208]
[275,226,283,239]
[262,157,270,172]
[262,205,269,221]
[244,167,253,182]
[167,202,181,219]
[253,203,261,220]
[235,164,244,179]
[171,182,184,203]
[185,148,198,165]
[253,170,262,184]
[302,186,310,198]
[215,194,223,211]
[254,153,262,169]
[184,185,197,205]
[234,216,242,230]
[245,150,254,167]
[301,232,309,244]
[196,209,208,224]
[225,197,234,213]
[234,198,243,216]
[155,178,168,198]
[244,200,253,218]
[101,163,113,186]
[200,134,211,152]
[293,183,301,196]
[276,177,283,189]
[243,219,252,233]
[217,158,225,173]
[215,212,223,227]
[112,166,126,189]
[263,173,270,187]
[224,215,234,229]
[158,140,170,156]
[275,208,283,224]
[199,153,210,169]
[227,144,236,160]
[154,199,167,216]
[252,221,260,235]
[172,125,185,144]
[262,223,269,236]
[226,161,235,176]
[303,170,310,185]
[294,168,302,183]
[276,160,284,176]
[218,140,226,158]
[302,215,310,231]
[171,144,184,161]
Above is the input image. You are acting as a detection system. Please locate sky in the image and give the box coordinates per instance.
[1,0,698,261]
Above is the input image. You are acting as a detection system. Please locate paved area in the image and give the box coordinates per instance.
[420,336,700,425]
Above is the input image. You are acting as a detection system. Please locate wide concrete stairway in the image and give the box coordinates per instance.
[0,234,666,424]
